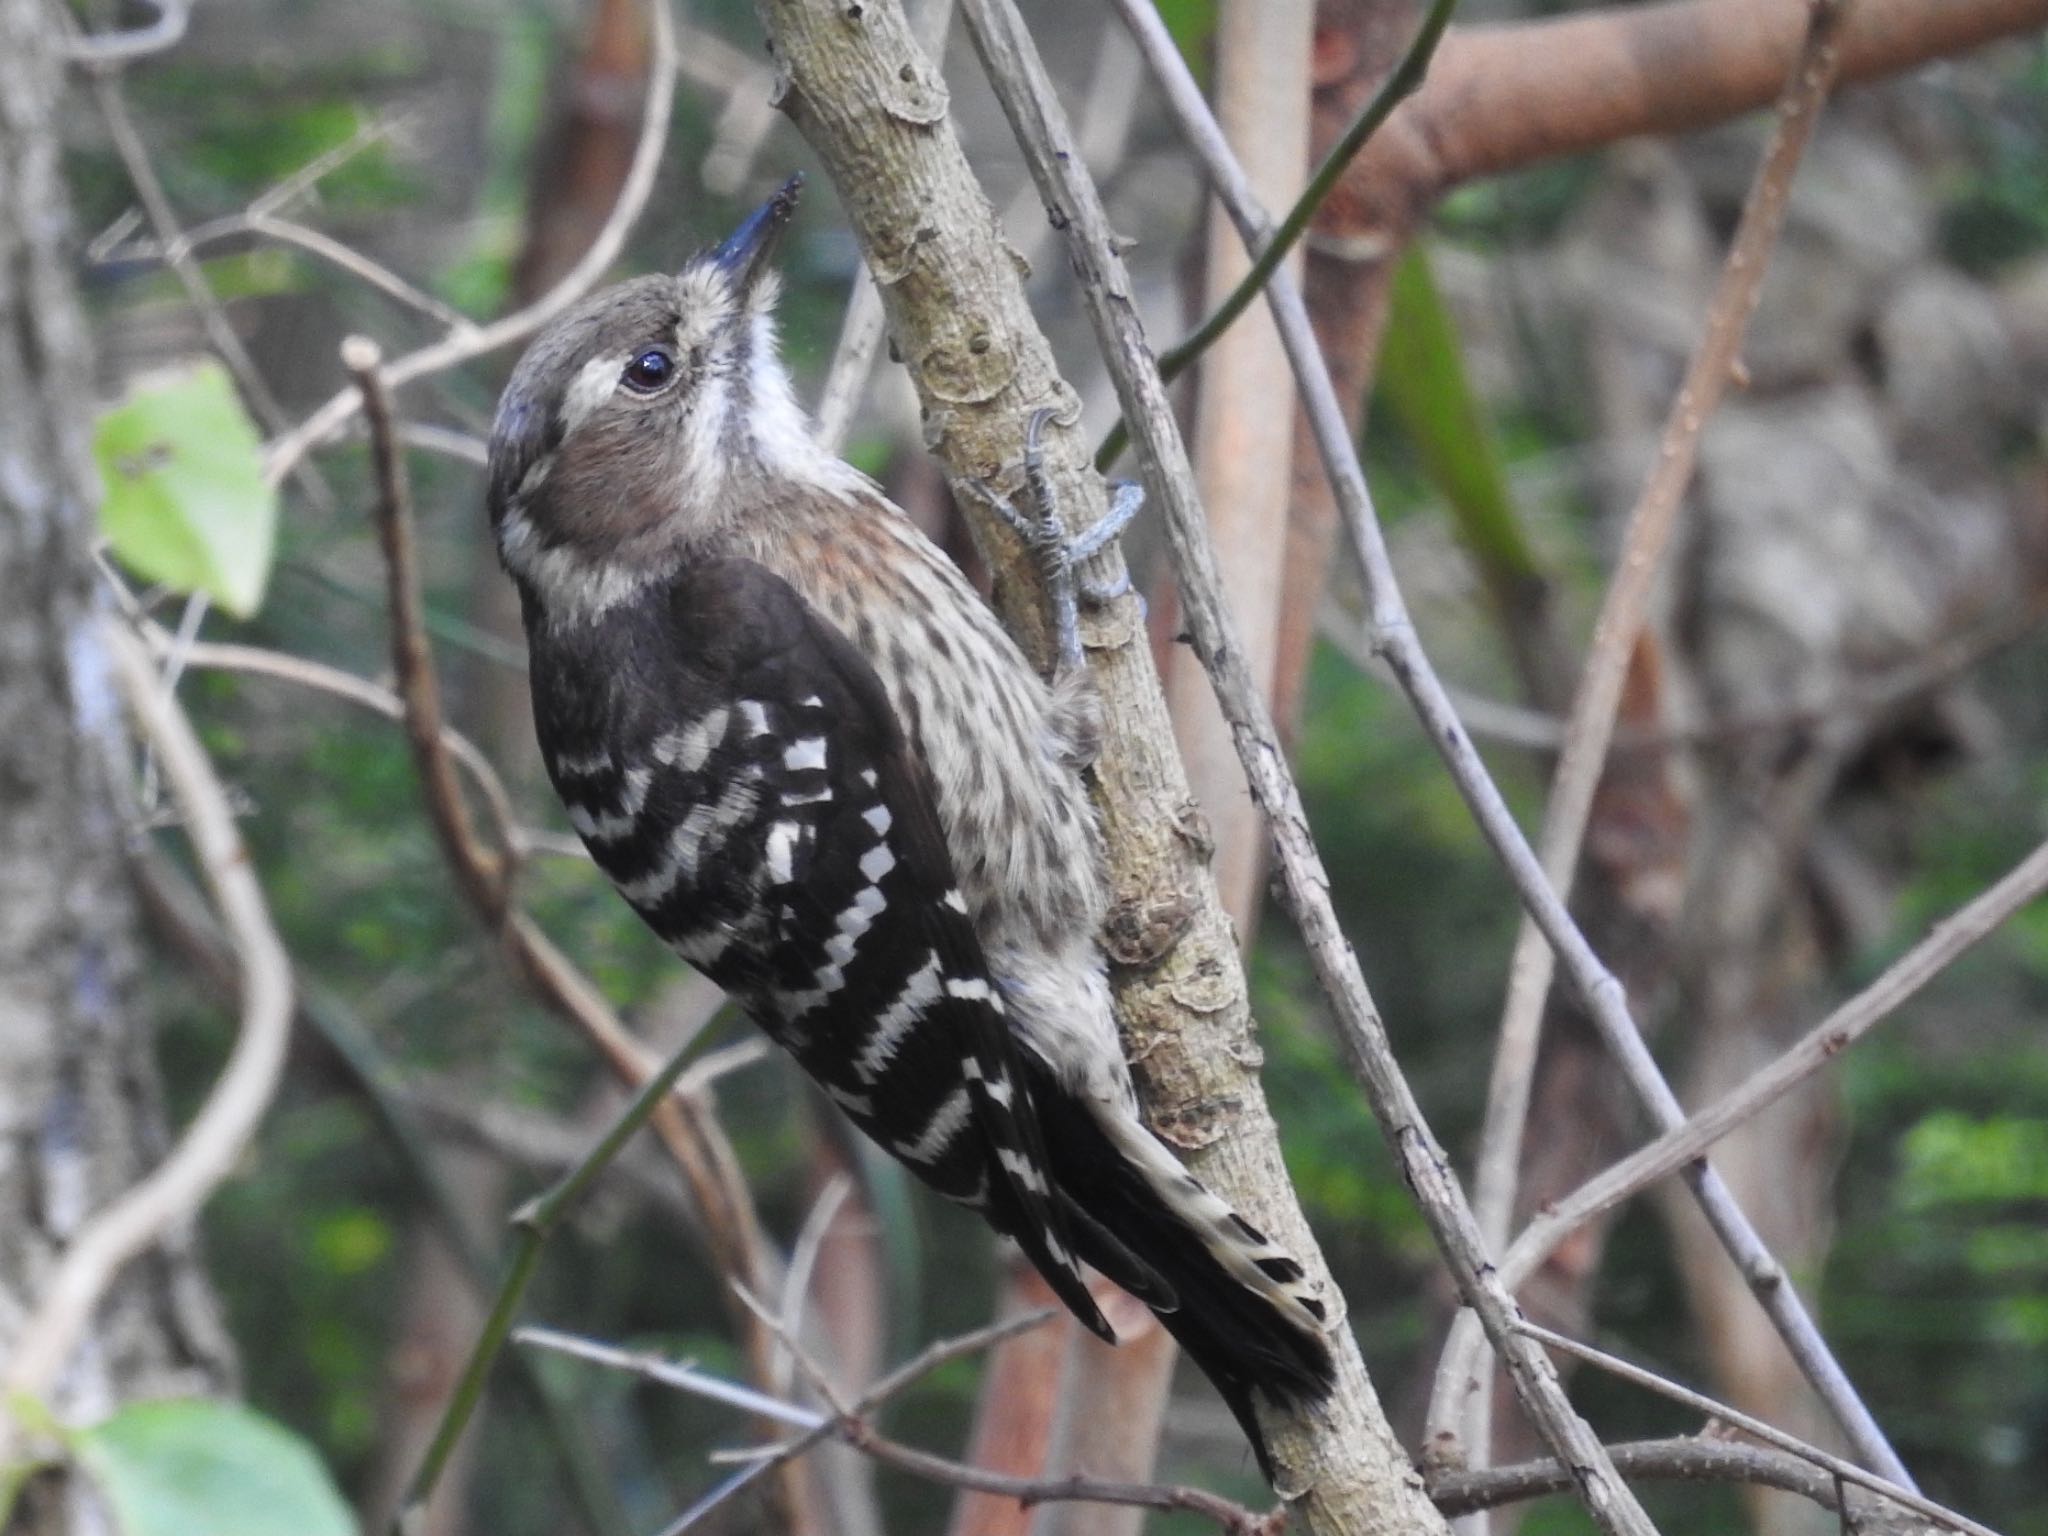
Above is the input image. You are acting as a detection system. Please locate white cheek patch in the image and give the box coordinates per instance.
[561,351,629,433]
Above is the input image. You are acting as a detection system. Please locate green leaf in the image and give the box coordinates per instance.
[70,1399,356,1536]
[95,361,278,619]
[1376,245,1540,584]
[1152,0,1216,86]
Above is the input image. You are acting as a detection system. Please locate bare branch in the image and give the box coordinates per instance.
[1,624,293,1404]
[263,0,678,488]
[345,335,514,916]
[1113,0,1907,1489]
[1430,1436,1931,1525]
[753,1,1449,1528]
[1499,831,2048,1304]
[1519,1324,2000,1536]
[774,1175,854,1397]
[60,0,190,67]
[972,4,1648,1532]
[523,1321,1277,1536]
[1392,0,2048,207]
[1474,0,1856,1266]
[814,0,957,451]
[647,1309,1064,1534]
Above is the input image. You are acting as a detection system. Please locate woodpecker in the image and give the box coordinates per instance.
[487,175,1333,1463]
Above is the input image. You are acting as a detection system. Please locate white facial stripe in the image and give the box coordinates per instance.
[562,351,629,433]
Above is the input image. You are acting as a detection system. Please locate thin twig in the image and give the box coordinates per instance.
[137,630,524,857]
[814,0,958,451]
[1428,1436,1922,1522]
[963,5,1652,1533]
[1472,0,1858,1269]
[2,624,294,1405]
[341,337,783,1524]
[1111,0,1906,1489]
[89,69,333,512]
[1519,1323,1999,1536]
[61,0,190,66]
[346,336,513,915]
[1094,0,1455,469]
[526,1319,1275,1536]
[657,1309,1061,1534]
[518,1327,825,1430]
[774,1175,854,1397]
[1498,831,2048,1297]
[126,209,477,332]
[262,0,678,488]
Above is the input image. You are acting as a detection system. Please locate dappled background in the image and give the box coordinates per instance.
[49,0,2048,1532]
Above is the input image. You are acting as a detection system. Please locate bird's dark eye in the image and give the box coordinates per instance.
[622,347,675,394]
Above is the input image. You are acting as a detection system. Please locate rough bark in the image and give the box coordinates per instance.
[751,2,1445,1531]
[0,2,234,1529]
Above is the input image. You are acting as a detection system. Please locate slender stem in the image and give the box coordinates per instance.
[972,4,1653,1531]
[1094,0,1455,470]
[1496,831,2048,1301]
[1470,0,1858,1262]
[1519,1324,1997,1536]
[394,1039,702,1532]
[1114,0,1910,1493]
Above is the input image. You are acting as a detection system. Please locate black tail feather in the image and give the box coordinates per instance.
[1016,1058,1336,1475]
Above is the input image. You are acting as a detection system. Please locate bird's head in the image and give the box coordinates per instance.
[488,174,854,619]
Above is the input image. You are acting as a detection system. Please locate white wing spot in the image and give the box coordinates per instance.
[550,748,613,779]
[899,1085,972,1166]
[863,804,893,836]
[765,821,800,885]
[783,737,828,772]
[997,1148,1050,1197]
[942,889,968,915]
[669,927,729,968]
[739,700,773,738]
[655,706,728,772]
[568,765,652,843]
[856,955,945,1081]
[858,844,895,883]
[946,977,1000,1012]
[826,1082,872,1117]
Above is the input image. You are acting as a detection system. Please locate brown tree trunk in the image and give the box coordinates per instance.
[0,2,236,1530]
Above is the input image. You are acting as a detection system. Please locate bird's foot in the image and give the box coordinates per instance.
[969,407,1144,672]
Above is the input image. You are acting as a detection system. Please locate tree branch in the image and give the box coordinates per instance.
[750,1,1452,1530]
[967,4,1657,1533]
[2,624,294,1407]
[1461,0,1891,1489]
[1495,831,2048,1313]
[1429,1436,1928,1526]
[1115,0,1909,1493]
[261,0,678,489]
[1345,0,2048,235]
[1519,1324,1999,1536]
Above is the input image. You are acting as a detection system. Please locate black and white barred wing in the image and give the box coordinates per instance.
[551,556,1119,1341]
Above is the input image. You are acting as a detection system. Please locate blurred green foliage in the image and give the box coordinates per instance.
[81,3,2048,1534]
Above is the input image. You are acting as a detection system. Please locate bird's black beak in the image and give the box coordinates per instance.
[711,173,804,293]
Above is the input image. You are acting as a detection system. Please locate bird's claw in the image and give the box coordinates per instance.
[970,409,1145,673]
